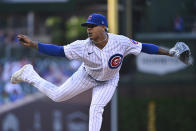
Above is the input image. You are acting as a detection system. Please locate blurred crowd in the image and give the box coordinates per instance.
[0,25,82,107]
[0,56,81,106]
[0,29,18,46]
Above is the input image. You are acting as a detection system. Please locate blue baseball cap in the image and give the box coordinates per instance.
[81,13,108,30]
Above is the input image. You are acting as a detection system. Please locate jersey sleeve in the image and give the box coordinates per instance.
[63,40,84,60]
[123,38,142,56]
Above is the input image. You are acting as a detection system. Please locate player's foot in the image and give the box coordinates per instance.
[11,64,33,84]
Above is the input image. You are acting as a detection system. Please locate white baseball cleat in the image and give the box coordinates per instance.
[11,64,33,84]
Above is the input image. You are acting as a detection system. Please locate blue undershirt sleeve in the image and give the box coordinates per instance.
[38,42,65,57]
[141,43,159,54]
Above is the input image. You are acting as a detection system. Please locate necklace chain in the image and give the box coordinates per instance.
[92,34,108,44]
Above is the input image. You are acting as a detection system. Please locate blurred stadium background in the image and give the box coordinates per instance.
[0,0,196,131]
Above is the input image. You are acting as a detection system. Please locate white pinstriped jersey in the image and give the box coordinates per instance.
[63,33,142,81]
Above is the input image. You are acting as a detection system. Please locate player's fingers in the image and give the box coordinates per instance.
[21,41,31,47]
[18,35,30,43]
[17,34,27,40]
[17,34,32,47]
[17,34,24,38]
[17,35,24,42]
[23,43,29,46]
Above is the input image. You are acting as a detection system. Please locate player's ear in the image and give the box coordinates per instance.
[103,26,108,32]
[101,26,106,31]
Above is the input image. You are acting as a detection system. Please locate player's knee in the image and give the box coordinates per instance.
[52,98,62,102]
[50,94,72,102]
[50,96,64,102]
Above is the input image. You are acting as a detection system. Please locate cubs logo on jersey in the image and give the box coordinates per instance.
[108,54,123,69]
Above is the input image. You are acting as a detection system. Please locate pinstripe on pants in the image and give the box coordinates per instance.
[29,65,119,131]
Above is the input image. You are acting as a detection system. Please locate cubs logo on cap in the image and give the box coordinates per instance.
[108,54,123,69]
[81,13,108,29]
[88,16,92,20]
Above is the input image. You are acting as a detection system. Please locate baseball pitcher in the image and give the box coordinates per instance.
[10,13,192,131]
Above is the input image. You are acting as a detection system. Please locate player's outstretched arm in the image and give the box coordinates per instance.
[141,42,193,65]
[17,34,38,49]
[141,43,171,56]
[157,47,172,56]
[17,34,65,57]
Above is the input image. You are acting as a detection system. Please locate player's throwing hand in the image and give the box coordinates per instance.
[17,34,38,49]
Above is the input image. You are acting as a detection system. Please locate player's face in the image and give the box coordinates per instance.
[87,24,106,41]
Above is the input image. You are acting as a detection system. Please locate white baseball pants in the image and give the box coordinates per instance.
[27,65,119,131]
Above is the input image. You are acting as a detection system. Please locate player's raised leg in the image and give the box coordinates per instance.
[11,64,96,102]
[89,75,119,131]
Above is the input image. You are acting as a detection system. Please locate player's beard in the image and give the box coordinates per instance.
[88,32,92,37]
